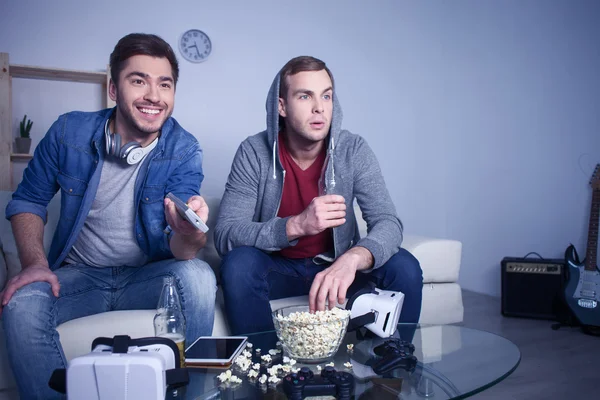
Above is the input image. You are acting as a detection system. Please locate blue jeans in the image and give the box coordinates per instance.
[220,247,423,336]
[2,258,217,400]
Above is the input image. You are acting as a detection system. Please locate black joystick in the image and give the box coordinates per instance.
[282,366,354,400]
[372,339,418,374]
[373,339,415,357]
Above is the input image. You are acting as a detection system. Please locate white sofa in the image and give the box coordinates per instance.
[0,190,463,395]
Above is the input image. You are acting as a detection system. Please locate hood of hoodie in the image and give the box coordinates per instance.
[265,70,344,166]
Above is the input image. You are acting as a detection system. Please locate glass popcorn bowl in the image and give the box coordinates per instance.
[272,305,351,363]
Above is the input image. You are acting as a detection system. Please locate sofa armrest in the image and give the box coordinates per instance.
[402,235,462,283]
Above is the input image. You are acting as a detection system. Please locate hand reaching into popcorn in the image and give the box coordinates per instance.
[309,246,374,312]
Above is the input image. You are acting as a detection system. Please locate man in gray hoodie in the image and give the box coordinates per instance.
[215,56,423,335]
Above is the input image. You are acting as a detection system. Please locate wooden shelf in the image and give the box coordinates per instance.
[1,52,113,190]
[10,153,32,161]
[9,64,107,84]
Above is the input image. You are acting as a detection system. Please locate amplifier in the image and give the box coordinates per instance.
[501,257,567,320]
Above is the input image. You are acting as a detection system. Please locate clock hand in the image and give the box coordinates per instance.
[187,43,202,57]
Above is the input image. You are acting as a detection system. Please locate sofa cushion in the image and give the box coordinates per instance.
[56,301,231,363]
[354,203,461,284]
[0,192,21,286]
[0,191,61,289]
[0,191,462,287]
[195,196,222,279]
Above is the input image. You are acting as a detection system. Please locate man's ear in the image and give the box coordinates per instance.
[108,79,118,102]
[278,97,287,118]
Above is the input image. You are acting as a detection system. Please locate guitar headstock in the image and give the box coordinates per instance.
[590,164,600,189]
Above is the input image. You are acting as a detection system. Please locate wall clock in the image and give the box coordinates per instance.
[179,29,212,63]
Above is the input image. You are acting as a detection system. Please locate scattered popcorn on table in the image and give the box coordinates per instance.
[267,365,280,376]
[259,374,268,385]
[344,362,353,369]
[229,375,242,384]
[252,363,261,370]
[291,367,299,373]
[282,365,291,373]
[288,359,297,366]
[261,354,272,363]
[242,359,253,371]
[347,344,354,352]
[247,369,259,379]
[283,356,290,364]
[268,349,279,356]
[255,348,261,354]
[242,350,252,358]
[246,343,253,349]
[274,307,351,360]
[326,362,335,367]
[217,370,233,383]
[234,355,252,371]
[268,375,281,384]
[316,365,322,371]
[276,341,282,347]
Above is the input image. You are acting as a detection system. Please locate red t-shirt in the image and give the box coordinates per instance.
[277,133,333,258]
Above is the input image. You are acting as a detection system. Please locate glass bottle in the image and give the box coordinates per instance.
[318,147,336,196]
[154,276,186,368]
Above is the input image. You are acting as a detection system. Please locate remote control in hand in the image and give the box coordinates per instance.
[166,192,209,233]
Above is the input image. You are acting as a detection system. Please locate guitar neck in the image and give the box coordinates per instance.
[585,188,600,271]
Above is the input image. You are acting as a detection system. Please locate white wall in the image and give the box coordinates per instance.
[1,0,599,297]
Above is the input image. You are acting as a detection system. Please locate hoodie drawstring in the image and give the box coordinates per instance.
[272,140,277,179]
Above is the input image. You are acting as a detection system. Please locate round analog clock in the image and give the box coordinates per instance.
[179,29,212,63]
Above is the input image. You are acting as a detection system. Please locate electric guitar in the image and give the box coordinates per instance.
[565,164,600,328]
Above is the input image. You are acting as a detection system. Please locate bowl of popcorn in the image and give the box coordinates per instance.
[272,305,351,363]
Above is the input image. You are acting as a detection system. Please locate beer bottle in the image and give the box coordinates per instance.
[318,146,336,196]
[154,276,186,368]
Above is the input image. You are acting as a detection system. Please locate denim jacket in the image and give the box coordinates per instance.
[5,108,204,271]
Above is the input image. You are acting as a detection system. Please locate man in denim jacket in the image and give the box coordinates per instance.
[2,33,216,399]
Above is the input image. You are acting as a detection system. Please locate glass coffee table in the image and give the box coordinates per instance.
[173,324,520,399]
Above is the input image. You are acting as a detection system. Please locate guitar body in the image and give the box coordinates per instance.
[565,244,600,327]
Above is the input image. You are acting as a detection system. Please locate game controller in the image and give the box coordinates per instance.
[373,339,415,357]
[372,339,418,374]
[282,366,354,400]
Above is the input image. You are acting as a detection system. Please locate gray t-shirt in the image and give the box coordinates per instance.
[65,156,149,268]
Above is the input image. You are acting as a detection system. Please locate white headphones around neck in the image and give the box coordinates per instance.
[104,119,158,165]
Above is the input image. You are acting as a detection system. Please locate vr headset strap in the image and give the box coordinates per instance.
[48,369,66,394]
[346,281,378,332]
[166,368,190,388]
[347,311,377,332]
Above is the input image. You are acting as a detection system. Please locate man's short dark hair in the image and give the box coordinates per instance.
[110,33,179,88]
[279,56,334,99]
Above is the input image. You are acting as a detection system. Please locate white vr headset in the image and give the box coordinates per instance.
[49,335,188,400]
[345,283,405,338]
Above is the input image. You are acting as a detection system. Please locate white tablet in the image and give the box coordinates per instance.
[185,336,248,367]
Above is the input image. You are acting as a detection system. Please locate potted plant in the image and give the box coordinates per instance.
[15,115,33,154]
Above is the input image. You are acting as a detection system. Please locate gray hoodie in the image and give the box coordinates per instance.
[214,71,403,269]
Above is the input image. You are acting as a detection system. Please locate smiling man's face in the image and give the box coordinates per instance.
[109,54,175,143]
